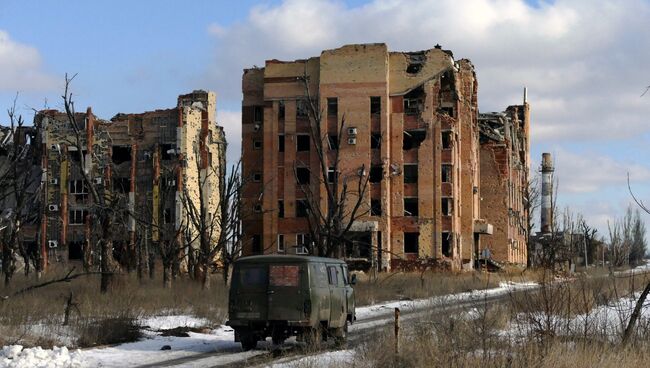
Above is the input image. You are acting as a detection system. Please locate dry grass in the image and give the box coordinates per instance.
[0,263,228,348]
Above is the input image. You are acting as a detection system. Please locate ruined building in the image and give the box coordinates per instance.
[478,97,531,265]
[241,43,497,271]
[35,91,226,266]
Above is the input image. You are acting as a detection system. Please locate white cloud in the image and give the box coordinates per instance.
[0,30,57,92]
[217,109,242,167]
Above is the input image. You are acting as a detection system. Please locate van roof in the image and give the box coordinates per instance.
[235,254,346,264]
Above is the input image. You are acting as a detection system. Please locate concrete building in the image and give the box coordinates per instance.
[35,91,226,266]
[241,43,494,271]
[478,99,531,265]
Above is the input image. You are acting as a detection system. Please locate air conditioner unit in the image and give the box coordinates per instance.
[347,127,358,136]
[347,137,357,145]
[48,204,59,212]
[50,144,60,152]
[94,177,103,185]
[48,240,58,249]
[49,178,58,185]
[253,123,261,132]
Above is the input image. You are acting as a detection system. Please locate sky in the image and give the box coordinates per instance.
[1,0,649,236]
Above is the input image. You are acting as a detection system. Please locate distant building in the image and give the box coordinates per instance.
[241,43,497,271]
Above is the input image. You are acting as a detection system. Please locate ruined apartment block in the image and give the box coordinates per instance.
[241,43,495,271]
[478,98,530,265]
[36,91,225,265]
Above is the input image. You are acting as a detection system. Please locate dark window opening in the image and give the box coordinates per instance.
[404,198,418,216]
[403,130,426,150]
[406,63,423,74]
[278,200,284,218]
[160,144,174,160]
[278,101,285,120]
[296,199,309,218]
[404,87,424,115]
[369,166,383,183]
[163,208,173,224]
[253,106,263,123]
[442,232,452,257]
[278,135,285,152]
[403,164,418,183]
[113,177,130,193]
[328,135,338,150]
[69,210,88,225]
[69,149,87,163]
[112,146,132,165]
[296,167,310,184]
[404,232,419,254]
[442,165,452,183]
[370,96,381,115]
[327,167,337,184]
[253,140,262,150]
[442,197,453,216]
[371,133,382,149]
[68,241,83,260]
[252,235,262,254]
[442,131,452,149]
[327,98,338,117]
[440,107,454,117]
[277,234,285,252]
[296,99,309,118]
[371,199,382,216]
[253,172,262,182]
[296,135,310,151]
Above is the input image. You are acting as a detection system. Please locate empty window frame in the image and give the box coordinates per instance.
[404,232,419,254]
[296,134,310,151]
[296,233,310,254]
[371,133,382,150]
[278,100,285,120]
[296,199,309,218]
[403,88,424,115]
[440,107,454,117]
[442,197,453,216]
[403,164,418,184]
[442,231,452,257]
[163,208,173,224]
[278,135,285,152]
[403,130,426,150]
[112,146,131,165]
[369,166,383,183]
[69,209,88,225]
[327,167,337,184]
[253,106,263,123]
[404,197,418,217]
[296,99,309,118]
[442,131,452,149]
[442,164,453,183]
[69,180,87,195]
[328,134,338,150]
[327,97,338,117]
[371,199,382,216]
[296,167,310,184]
[277,234,285,252]
[252,234,262,254]
[278,200,284,218]
[370,96,381,115]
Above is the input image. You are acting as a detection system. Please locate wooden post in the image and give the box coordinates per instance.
[394,307,400,355]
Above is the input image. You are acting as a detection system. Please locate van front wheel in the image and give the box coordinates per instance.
[240,333,257,351]
[332,322,348,347]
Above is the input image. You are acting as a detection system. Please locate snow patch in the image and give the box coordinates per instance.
[0,345,84,368]
[138,315,210,331]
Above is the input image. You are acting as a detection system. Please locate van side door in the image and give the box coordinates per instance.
[341,264,355,322]
[326,264,346,328]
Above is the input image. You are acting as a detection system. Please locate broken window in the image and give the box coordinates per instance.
[442,131,451,149]
[404,198,418,216]
[296,233,310,254]
[442,197,453,216]
[68,210,88,225]
[406,63,422,74]
[253,106,263,123]
[160,144,174,160]
[112,146,131,165]
[253,140,262,150]
[278,135,285,152]
[371,133,382,150]
[277,234,285,252]
[296,134,310,151]
[403,87,423,115]
[278,100,285,120]
[403,164,418,184]
[369,165,383,183]
[328,135,338,150]
[296,199,309,218]
[253,172,262,182]
[69,179,88,201]
[403,130,426,150]
[404,232,419,254]
[406,52,425,75]
[327,167,337,184]
[440,107,454,117]
[163,208,173,224]
[69,149,86,163]
[252,235,262,254]
[442,231,452,257]
[296,99,309,118]
[278,200,284,218]
[327,98,338,117]
[370,96,381,115]
[371,199,382,216]
[296,167,310,184]
[442,164,452,183]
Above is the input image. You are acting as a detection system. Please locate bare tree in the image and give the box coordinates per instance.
[524,174,540,267]
[294,75,370,258]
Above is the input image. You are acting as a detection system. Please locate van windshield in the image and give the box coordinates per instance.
[237,266,266,288]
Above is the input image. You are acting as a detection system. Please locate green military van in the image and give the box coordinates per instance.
[227,255,356,350]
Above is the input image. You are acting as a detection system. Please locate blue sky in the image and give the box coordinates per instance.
[1,0,650,236]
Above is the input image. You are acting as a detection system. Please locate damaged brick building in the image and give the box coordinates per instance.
[35,90,226,266]
[240,43,509,271]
